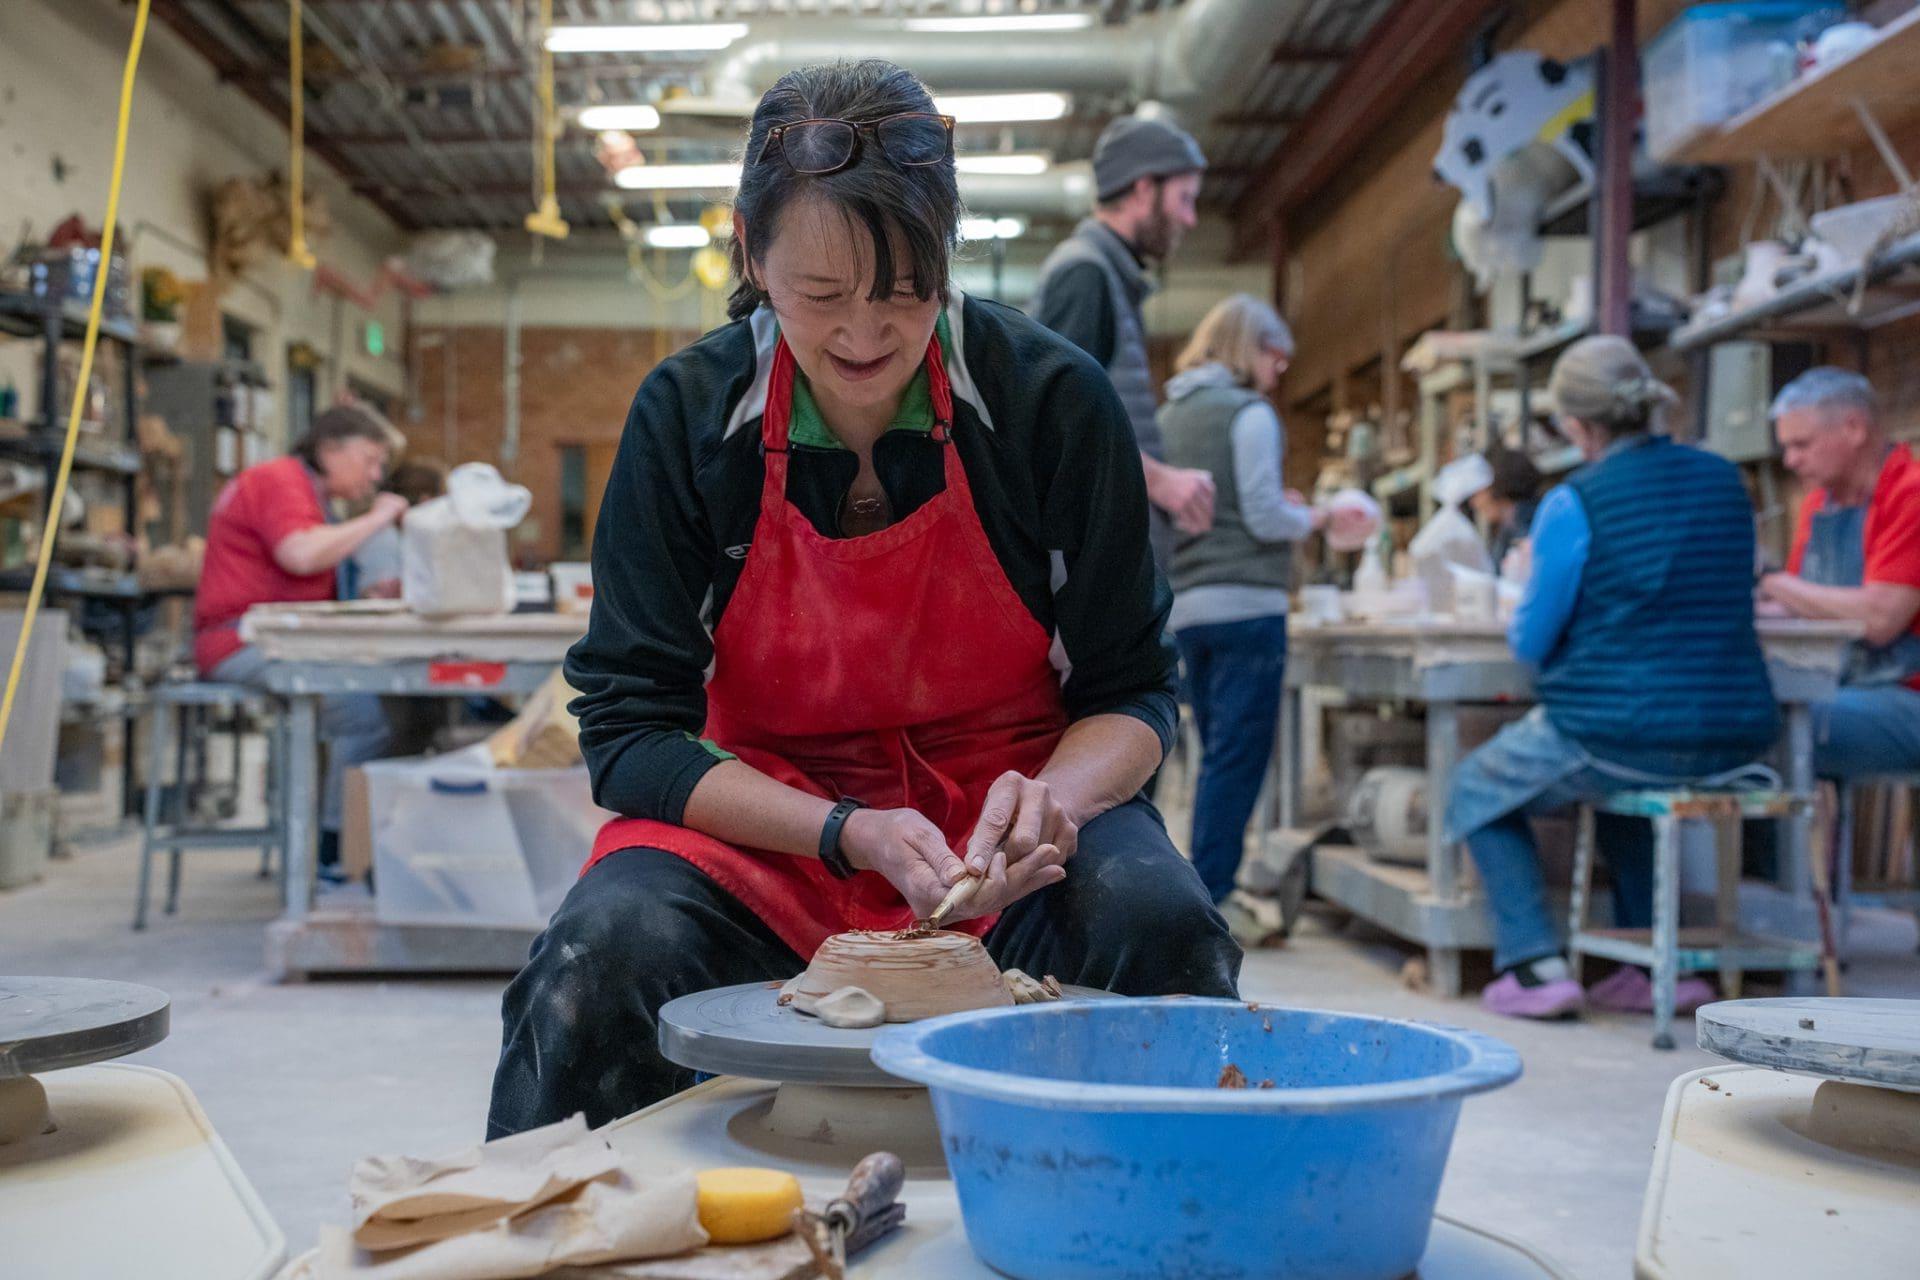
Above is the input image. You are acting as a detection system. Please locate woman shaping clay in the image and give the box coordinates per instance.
[486,60,1239,1136]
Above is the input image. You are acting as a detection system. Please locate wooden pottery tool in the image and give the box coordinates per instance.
[922,871,982,931]
[794,1152,907,1280]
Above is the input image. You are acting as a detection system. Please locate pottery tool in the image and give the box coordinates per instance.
[922,872,982,931]
[583,1154,906,1280]
[795,1152,907,1279]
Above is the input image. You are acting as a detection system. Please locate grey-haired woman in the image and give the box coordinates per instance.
[1443,336,1778,1027]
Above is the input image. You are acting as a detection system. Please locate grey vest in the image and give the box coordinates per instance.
[1158,382,1293,594]
[1031,219,1161,460]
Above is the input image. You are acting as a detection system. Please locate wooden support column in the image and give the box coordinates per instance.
[1596,0,1638,337]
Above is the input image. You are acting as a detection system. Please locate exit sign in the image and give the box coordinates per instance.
[364,321,385,357]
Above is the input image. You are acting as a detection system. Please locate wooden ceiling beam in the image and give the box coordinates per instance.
[1229,0,1504,259]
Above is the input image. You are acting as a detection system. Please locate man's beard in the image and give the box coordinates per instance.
[1135,201,1178,259]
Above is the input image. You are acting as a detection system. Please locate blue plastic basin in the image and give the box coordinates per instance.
[870,998,1521,1280]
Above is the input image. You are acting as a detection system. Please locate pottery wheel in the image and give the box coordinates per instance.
[0,977,170,1078]
[661,981,1107,1088]
[1697,997,1920,1092]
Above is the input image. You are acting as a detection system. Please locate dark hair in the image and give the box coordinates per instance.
[295,405,396,467]
[385,457,447,506]
[1488,449,1542,503]
[728,60,959,322]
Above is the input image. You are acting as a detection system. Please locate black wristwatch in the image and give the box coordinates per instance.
[818,797,867,880]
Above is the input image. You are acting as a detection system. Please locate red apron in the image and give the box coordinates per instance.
[585,333,1070,958]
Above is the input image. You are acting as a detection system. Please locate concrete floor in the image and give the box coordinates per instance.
[4,798,1917,1279]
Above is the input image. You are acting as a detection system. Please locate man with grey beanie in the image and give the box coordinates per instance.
[1032,112,1217,555]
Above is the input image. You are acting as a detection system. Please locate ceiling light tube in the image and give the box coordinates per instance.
[612,162,741,190]
[642,224,712,249]
[959,216,1027,241]
[935,93,1071,124]
[954,153,1051,176]
[545,23,748,53]
[902,14,1096,33]
[577,104,661,131]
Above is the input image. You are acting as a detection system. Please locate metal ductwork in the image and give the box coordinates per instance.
[708,0,1299,125]
[958,166,1096,219]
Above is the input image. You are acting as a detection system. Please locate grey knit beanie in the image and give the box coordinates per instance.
[1093,114,1207,201]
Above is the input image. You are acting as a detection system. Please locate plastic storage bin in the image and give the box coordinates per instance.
[366,755,608,928]
[1644,3,1846,159]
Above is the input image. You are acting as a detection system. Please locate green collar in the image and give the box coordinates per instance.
[787,311,951,451]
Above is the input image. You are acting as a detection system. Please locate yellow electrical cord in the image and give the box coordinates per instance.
[287,0,316,269]
[0,0,150,759]
[524,0,569,239]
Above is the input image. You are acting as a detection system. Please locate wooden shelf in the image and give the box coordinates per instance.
[1670,231,1920,350]
[1538,167,1721,238]
[0,291,142,347]
[1667,9,1920,165]
[0,423,141,475]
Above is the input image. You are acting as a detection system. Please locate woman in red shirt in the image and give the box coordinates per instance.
[194,405,408,874]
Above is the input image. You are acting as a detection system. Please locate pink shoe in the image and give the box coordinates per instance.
[1587,966,1715,1014]
[1481,971,1585,1020]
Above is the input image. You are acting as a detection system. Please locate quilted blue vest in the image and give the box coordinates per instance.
[1535,435,1779,773]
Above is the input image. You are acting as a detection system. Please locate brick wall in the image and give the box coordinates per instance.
[410,325,699,565]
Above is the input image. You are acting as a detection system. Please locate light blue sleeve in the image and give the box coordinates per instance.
[1231,402,1316,543]
[1507,484,1590,667]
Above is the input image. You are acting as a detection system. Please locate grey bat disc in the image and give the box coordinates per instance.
[0,977,170,1078]
[1697,997,1920,1091]
[660,981,1109,1087]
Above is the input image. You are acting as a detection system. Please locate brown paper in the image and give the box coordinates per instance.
[350,1115,620,1250]
[317,1170,708,1280]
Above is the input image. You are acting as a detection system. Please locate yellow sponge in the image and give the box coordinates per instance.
[695,1167,805,1245]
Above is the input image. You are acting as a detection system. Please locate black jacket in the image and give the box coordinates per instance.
[567,291,1178,823]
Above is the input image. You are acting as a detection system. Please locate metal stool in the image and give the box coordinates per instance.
[134,680,287,930]
[1568,789,1821,1050]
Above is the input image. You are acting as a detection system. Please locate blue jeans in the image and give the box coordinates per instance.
[1445,708,1755,973]
[1813,684,1920,780]
[1175,616,1287,903]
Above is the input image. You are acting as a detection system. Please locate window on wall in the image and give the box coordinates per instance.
[286,356,316,444]
[559,445,587,561]
[222,315,255,363]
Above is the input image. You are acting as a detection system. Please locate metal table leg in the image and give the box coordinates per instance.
[1425,702,1464,998]
[280,693,320,921]
[1783,702,1819,995]
[1278,681,1302,830]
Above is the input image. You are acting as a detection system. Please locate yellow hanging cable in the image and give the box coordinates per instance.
[524,0,569,239]
[286,0,316,269]
[0,0,150,759]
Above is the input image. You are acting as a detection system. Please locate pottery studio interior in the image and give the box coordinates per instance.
[2,0,1919,1277]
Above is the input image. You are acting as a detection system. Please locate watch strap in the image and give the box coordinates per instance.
[818,797,866,880]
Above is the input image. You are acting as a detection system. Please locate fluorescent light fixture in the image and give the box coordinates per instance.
[935,92,1071,124]
[955,152,1051,176]
[642,224,712,250]
[960,216,1026,241]
[902,14,1095,32]
[545,23,748,53]
[612,162,741,190]
[576,104,661,131]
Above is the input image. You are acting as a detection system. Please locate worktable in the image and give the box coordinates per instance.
[241,602,585,979]
[1275,618,1860,998]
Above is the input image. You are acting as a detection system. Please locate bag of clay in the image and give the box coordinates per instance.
[1409,454,1494,616]
[402,463,531,618]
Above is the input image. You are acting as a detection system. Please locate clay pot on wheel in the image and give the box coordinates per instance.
[792,931,1012,1022]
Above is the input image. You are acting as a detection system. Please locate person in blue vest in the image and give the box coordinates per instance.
[1445,336,1780,1021]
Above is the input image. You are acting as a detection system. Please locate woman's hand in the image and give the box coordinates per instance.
[964,771,1080,872]
[839,806,969,920]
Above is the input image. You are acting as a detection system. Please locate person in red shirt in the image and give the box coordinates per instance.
[195,405,409,873]
[1759,368,1920,778]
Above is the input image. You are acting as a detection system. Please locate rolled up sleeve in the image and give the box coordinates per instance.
[1036,356,1179,755]
[565,371,733,823]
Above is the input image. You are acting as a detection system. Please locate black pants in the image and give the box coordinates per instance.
[486,798,1240,1136]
